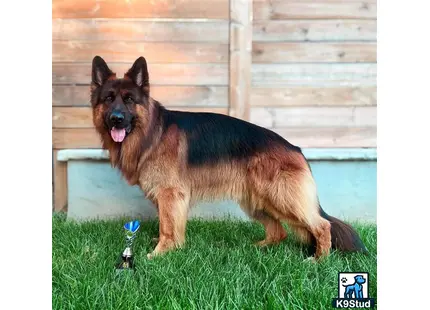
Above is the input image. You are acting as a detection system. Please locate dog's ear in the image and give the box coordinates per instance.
[91,56,114,88]
[125,56,150,95]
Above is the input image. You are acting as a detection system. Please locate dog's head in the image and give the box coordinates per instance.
[90,56,151,143]
[354,275,366,285]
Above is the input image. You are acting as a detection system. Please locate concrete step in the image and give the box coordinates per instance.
[57,148,376,222]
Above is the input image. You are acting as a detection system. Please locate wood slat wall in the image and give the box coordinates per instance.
[53,0,229,19]
[52,19,229,42]
[52,0,377,211]
[253,0,376,20]
[53,85,228,107]
[53,41,229,63]
[52,0,231,211]
[252,42,376,63]
[250,0,377,149]
[53,63,229,85]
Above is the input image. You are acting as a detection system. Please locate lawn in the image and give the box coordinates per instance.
[52,214,377,310]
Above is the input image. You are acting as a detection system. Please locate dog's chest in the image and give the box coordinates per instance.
[136,155,183,196]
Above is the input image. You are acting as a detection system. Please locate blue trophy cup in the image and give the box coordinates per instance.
[116,220,140,271]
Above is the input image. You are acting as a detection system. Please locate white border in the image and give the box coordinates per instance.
[2,0,429,308]
[378,0,430,308]
[0,0,52,309]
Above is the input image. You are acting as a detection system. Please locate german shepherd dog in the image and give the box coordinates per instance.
[90,56,367,260]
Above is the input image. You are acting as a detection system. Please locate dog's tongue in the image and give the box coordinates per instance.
[111,128,126,142]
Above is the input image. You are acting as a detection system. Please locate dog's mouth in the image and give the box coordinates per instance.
[110,125,132,143]
[110,127,126,142]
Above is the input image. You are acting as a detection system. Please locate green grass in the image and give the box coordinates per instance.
[52,214,377,310]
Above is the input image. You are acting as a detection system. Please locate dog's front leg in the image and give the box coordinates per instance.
[357,288,363,299]
[147,187,189,259]
[354,287,361,299]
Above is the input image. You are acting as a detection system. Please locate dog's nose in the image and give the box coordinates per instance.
[110,111,124,125]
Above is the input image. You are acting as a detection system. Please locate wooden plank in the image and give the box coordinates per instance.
[250,86,376,107]
[273,127,376,148]
[253,1,377,20]
[53,41,228,63]
[250,107,376,128]
[253,20,376,41]
[53,85,228,107]
[252,64,376,86]
[53,126,376,149]
[151,86,228,106]
[53,0,229,19]
[54,64,374,87]
[353,105,377,127]
[229,0,253,120]
[252,42,376,63]
[53,19,229,42]
[53,85,90,107]
[53,107,93,128]
[53,128,101,149]
[53,63,228,85]
[53,150,68,212]
[53,107,229,128]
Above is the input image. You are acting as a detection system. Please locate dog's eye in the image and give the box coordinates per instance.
[105,95,114,103]
[124,96,134,104]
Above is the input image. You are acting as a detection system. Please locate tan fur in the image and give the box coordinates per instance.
[91,66,335,260]
[129,130,330,258]
[251,210,288,246]
[94,104,334,258]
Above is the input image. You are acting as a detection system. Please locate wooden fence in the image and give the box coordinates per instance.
[52,0,377,211]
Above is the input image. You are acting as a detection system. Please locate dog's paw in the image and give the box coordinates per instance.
[303,256,317,263]
[254,239,270,247]
[147,252,156,260]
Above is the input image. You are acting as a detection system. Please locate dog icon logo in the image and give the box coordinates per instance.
[332,272,375,308]
[342,274,366,298]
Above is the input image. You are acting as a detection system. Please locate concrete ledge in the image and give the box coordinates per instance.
[57,148,377,162]
[59,148,376,222]
[57,149,109,162]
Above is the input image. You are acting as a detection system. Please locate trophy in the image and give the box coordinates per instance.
[116,220,140,271]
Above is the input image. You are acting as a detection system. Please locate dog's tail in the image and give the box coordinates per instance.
[319,205,368,253]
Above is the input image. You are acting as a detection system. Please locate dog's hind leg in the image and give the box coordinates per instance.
[287,223,318,257]
[147,187,189,259]
[238,195,287,246]
[344,288,350,299]
[248,151,332,259]
[269,181,331,259]
[252,209,287,246]
[306,217,332,259]
[279,169,331,259]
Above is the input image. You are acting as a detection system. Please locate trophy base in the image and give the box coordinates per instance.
[115,255,134,271]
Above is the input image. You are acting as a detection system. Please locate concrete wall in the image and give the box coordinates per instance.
[61,149,376,222]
